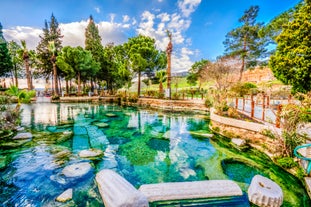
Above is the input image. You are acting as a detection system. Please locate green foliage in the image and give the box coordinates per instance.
[261,129,276,139]
[276,157,298,169]
[260,3,299,47]
[0,23,13,77]
[204,96,213,108]
[7,40,23,87]
[187,59,209,86]
[278,93,311,157]
[5,86,35,104]
[85,16,104,63]
[156,70,166,93]
[128,93,138,103]
[124,35,166,96]
[269,1,311,93]
[56,46,100,95]
[230,82,257,96]
[36,14,63,78]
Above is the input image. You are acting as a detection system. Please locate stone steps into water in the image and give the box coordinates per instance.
[139,180,243,202]
[86,125,109,150]
[96,169,149,207]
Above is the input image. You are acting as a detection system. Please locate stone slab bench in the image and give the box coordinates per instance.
[138,180,243,202]
[95,169,149,207]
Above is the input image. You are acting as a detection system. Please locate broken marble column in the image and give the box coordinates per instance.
[248,175,283,207]
[95,169,149,207]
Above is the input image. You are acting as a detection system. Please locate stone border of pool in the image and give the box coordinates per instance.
[54,96,209,113]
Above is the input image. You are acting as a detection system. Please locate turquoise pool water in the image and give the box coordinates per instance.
[0,103,309,206]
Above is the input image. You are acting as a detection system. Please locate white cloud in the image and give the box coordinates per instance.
[109,13,116,23]
[136,3,203,73]
[136,11,156,38]
[59,21,88,47]
[178,0,201,17]
[94,7,100,13]
[157,13,170,22]
[3,19,130,50]
[3,26,42,50]
[122,15,130,23]
[158,0,164,2]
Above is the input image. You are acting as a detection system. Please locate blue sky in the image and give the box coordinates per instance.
[0,0,301,72]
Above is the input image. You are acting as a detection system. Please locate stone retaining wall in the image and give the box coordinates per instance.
[210,108,280,155]
[136,98,208,113]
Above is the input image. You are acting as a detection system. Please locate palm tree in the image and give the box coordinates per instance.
[48,41,59,96]
[156,70,167,94]
[20,40,31,90]
[6,85,27,110]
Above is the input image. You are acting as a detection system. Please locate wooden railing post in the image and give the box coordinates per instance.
[267,95,270,107]
[262,95,265,121]
[235,97,238,109]
[242,97,245,111]
[276,104,282,128]
[251,94,255,118]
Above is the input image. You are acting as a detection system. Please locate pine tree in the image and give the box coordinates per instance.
[84,16,104,92]
[85,15,104,62]
[223,6,267,81]
[36,14,62,95]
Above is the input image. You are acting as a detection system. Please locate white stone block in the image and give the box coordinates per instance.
[232,138,246,147]
[139,180,243,202]
[56,188,73,202]
[13,132,32,139]
[96,169,149,207]
[248,175,283,207]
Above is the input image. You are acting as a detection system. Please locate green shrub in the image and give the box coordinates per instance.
[204,97,213,108]
[128,93,138,103]
[171,92,180,100]
[230,82,258,97]
[276,157,298,169]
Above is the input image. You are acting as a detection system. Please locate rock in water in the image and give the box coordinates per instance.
[56,188,73,202]
[78,149,103,159]
[13,132,32,139]
[62,162,92,178]
[93,122,109,128]
[248,175,283,207]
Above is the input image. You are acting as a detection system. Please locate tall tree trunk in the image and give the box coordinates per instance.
[25,58,31,90]
[12,66,18,88]
[91,78,94,92]
[58,76,62,95]
[52,61,59,96]
[30,71,33,89]
[66,80,69,95]
[239,35,247,81]
[77,72,81,96]
[137,71,141,97]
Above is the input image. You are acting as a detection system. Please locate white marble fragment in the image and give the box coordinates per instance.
[248,175,283,207]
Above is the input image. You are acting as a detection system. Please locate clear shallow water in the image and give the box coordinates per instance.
[0,103,308,206]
